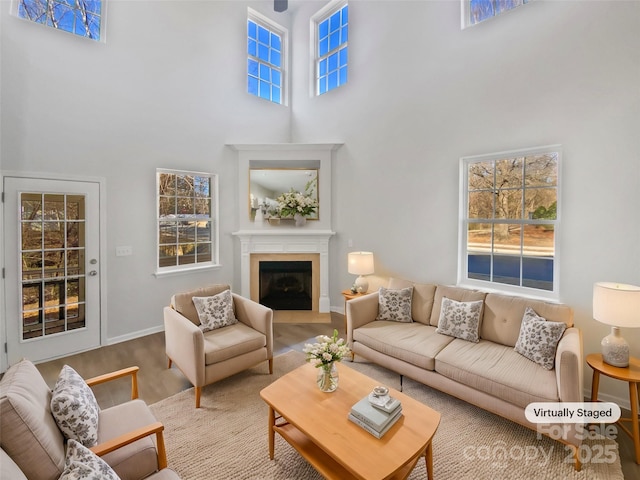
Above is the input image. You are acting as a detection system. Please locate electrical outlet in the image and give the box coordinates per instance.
[116,246,133,257]
[348,239,353,248]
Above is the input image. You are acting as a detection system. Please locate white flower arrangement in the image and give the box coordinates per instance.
[276,178,318,218]
[303,329,351,368]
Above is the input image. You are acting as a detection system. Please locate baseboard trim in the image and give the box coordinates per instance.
[107,325,166,346]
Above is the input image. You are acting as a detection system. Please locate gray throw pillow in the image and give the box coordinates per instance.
[192,289,238,332]
[50,365,100,447]
[436,297,483,342]
[514,307,567,370]
[376,286,413,322]
[59,439,121,480]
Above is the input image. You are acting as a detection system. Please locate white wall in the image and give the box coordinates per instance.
[289,0,640,406]
[1,0,639,404]
[0,0,291,343]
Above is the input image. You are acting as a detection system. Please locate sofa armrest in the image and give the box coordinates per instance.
[163,306,205,386]
[346,292,379,345]
[85,366,139,400]
[91,421,168,470]
[232,293,274,358]
[555,327,583,403]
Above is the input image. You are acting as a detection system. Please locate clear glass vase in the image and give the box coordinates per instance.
[317,362,339,392]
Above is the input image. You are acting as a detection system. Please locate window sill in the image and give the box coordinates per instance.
[154,264,222,278]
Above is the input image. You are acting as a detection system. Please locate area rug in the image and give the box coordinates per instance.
[150,351,623,480]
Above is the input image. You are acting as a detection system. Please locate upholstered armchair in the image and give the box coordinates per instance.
[0,359,179,480]
[163,284,274,408]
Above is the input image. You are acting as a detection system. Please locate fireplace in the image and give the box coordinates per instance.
[250,253,322,312]
[259,261,312,310]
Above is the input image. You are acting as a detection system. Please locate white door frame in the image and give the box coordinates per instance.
[1,172,108,371]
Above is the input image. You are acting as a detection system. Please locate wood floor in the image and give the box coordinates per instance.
[35,313,639,479]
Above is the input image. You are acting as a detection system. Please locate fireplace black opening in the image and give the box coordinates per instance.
[259,261,312,310]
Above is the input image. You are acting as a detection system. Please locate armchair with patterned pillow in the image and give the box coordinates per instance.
[0,359,179,480]
[163,284,274,408]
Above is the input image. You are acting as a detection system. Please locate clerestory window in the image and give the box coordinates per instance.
[458,146,560,298]
[462,0,531,28]
[247,9,287,105]
[312,0,348,96]
[13,0,105,41]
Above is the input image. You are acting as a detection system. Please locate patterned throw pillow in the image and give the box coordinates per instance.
[514,307,567,370]
[192,289,238,332]
[376,286,413,322]
[436,297,483,342]
[59,439,121,480]
[50,365,100,447]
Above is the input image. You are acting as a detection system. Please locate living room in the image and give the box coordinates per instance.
[1,0,638,478]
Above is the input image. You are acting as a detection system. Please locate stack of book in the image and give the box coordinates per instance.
[348,393,402,438]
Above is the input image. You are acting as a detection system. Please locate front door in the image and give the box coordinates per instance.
[3,176,102,364]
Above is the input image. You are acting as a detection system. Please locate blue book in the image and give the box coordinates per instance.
[350,396,402,432]
[348,408,403,438]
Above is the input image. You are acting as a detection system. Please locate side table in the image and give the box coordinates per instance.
[586,353,640,464]
[341,289,367,333]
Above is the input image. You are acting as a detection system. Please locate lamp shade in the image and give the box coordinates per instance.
[348,252,374,276]
[593,282,640,328]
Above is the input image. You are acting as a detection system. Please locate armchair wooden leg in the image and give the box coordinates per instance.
[167,357,172,369]
[156,430,168,470]
[195,386,201,408]
[268,358,273,374]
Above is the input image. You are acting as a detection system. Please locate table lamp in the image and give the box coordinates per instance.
[348,252,374,293]
[592,282,640,367]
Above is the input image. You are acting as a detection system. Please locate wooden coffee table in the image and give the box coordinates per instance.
[260,362,440,480]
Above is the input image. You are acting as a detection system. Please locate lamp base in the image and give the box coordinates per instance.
[354,276,369,294]
[601,326,629,367]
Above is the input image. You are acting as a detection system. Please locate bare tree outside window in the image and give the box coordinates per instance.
[461,148,560,295]
[15,0,103,41]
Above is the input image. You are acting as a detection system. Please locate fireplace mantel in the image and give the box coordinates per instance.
[232,230,335,312]
[229,143,341,313]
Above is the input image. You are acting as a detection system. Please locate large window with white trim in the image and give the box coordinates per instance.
[312,0,348,96]
[247,9,287,105]
[459,146,560,297]
[13,0,105,41]
[156,169,219,273]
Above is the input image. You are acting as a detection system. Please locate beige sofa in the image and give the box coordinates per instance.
[347,279,584,469]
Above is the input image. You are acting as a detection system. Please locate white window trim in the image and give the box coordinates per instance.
[457,145,562,301]
[247,7,289,107]
[155,168,220,277]
[309,0,348,97]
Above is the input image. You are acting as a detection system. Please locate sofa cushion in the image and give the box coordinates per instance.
[353,321,455,370]
[203,322,267,365]
[98,399,159,480]
[193,289,238,332]
[51,365,100,447]
[171,284,231,325]
[481,293,574,347]
[429,285,486,327]
[435,339,559,408]
[436,297,483,343]
[514,307,567,370]
[0,359,65,480]
[388,279,437,325]
[60,439,121,480]
[376,286,413,323]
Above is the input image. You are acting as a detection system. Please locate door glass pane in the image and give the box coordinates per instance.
[20,192,87,339]
[43,194,65,220]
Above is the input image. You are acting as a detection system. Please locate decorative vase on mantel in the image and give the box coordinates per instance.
[294,213,307,227]
[317,362,339,392]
